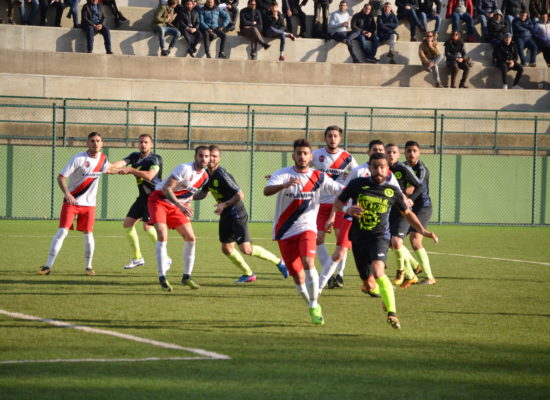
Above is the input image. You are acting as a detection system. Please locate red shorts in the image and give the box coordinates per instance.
[276,230,317,277]
[316,203,332,231]
[336,218,352,249]
[148,191,190,229]
[59,203,96,232]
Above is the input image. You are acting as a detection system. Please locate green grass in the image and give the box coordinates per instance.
[1,220,549,400]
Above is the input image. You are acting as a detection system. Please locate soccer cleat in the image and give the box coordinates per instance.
[414,264,423,275]
[400,275,418,289]
[419,277,437,285]
[309,305,324,325]
[38,266,51,275]
[159,275,173,292]
[392,270,405,285]
[85,268,96,276]
[235,274,257,283]
[182,277,200,289]
[361,286,381,298]
[327,276,336,289]
[334,274,344,288]
[387,313,401,329]
[123,258,145,270]
[277,260,289,278]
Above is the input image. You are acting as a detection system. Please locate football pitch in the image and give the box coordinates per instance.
[1,220,549,400]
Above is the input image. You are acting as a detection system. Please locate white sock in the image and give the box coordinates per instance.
[318,258,338,291]
[316,244,329,267]
[45,228,68,268]
[335,252,347,277]
[305,268,320,308]
[156,241,169,277]
[83,233,94,270]
[183,241,196,276]
[295,283,310,304]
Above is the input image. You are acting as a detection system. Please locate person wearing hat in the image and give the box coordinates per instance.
[494,32,524,89]
[476,0,498,41]
[488,9,510,46]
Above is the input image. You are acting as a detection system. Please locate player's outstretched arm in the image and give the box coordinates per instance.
[106,160,128,174]
[401,209,439,244]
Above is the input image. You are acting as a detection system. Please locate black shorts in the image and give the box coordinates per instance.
[219,214,251,244]
[351,236,389,280]
[127,195,150,222]
[409,205,432,233]
[389,208,410,239]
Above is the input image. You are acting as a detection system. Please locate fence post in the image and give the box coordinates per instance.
[437,114,444,224]
[246,104,251,152]
[369,107,374,143]
[493,110,499,155]
[62,99,67,147]
[153,106,158,152]
[531,116,538,226]
[51,103,57,219]
[433,109,438,154]
[305,106,310,141]
[249,110,256,221]
[343,111,348,149]
[187,103,192,150]
[125,101,130,147]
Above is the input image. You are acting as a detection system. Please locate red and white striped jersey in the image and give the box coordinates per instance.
[60,151,109,207]
[154,162,209,204]
[266,166,342,240]
[312,147,358,204]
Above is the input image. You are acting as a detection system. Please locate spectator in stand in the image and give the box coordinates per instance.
[417,0,441,34]
[81,0,113,54]
[3,0,16,24]
[396,0,423,41]
[377,2,399,64]
[39,0,63,26]
[419,31,444,87]
[446,0,476,42]
[476,0,498,41]
[239,0,270,60]
[65,0,82,28]
[488,9,509,46]
[502,0,529,31]
[513,11,538,66]
[103,0,128,27]
[495,32,524,88]
[328,0,360,63]
[309,0,332,39]
[200,0,231,58]
[533,12,550,65]
[20,0,40,25]
[283,0,307,37]
[444,31,471,88]
[152,0,181,56]
[264,1,296,61]
[175,0,203,57]
[530,0,549,22]
[350,3,379,63]
[219,0,238,31]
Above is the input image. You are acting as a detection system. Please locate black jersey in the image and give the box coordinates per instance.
[405,160,431,209]
[123,152,163,196]
[389,161,423,201]
[202,166,247,219]
[338,177,407,241]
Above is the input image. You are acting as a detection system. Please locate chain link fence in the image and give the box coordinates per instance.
[1,96,548,225]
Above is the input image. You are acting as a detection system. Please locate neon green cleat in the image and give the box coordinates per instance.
[182,277,200,290]
[159,276,173,292]
[309,305,325,325]
[392,270,405,285]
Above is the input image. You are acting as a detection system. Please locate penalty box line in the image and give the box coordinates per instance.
[0,309,231,365]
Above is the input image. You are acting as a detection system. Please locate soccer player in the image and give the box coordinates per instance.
[38,132,111,276]
[264,139,342,325]
[333,152,438,329]
[109,134,163,270]
[147,145,210,292]
[311,125,358,289]
[385,143,424,288]
[196,145,288,283]
[404,140,437,285]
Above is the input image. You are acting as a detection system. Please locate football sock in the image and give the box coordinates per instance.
[376,275,396,314]
[404,246,420,270]
[415,247,434,279]
[370,284,380,295]
[183,240,196,276]
[226,249,253,276]
[304,268,320,308]
[124,226,142,260]
[45,228,68,268]
[83,233,95,270]
[318,258,338,291]
[295,283,310,304]
[156,241,169,276]
[335,251,347,277]
[251,245,279,265]
[394,247,406,271]
[316,244,329,267]
[145,226,158,244]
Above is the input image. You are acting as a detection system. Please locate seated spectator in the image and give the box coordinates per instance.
[417,0,441,34]
[328,0,360,63]
[152,0,181,56]
[39,0,63,26]
[476,0,498,41]
[308,0,332,39]
[419,31,444,87]
[494,32,524,88]
[513,11,538,66]
[103,0,128,27]
[488,9,509,46]
[283,0,307,37]
[377,2,399,64]
[444,31,470,88]
[530,0,549,22]
[200,0,230,58]
[350,3,379,63]
[264,2,296,61]
[239,0,269,60]
[220,0,238,31]
[175,0,203,57]
[396,0,423,41]
[19,0,40,25]
[533,12,550,66]
[502,0,529,32]
[447,0,476,42]
[81,0,113,54]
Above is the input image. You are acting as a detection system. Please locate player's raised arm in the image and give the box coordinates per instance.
[401,209,439,244]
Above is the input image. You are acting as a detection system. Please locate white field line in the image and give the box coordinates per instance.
[427,251,550,266]
[0,309,231,365]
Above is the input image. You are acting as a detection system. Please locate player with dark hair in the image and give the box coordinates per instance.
[147,145,210,291]
[195,145,288,283]
[265,138,342,325]
[333,152,438,329]
[110,134,163,270]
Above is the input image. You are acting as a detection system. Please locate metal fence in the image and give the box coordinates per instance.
[1,96,549,225]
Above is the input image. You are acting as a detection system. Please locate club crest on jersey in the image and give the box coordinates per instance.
[319,155,325,162]
[394,171,402,179]
[384,188,394,197]
[213,179,219,187]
